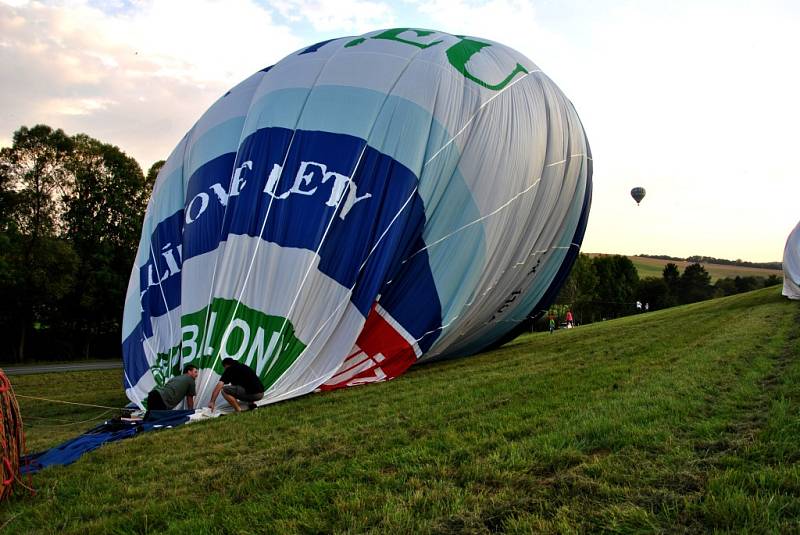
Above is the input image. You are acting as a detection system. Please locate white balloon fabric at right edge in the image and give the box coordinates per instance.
[783,220,800,299]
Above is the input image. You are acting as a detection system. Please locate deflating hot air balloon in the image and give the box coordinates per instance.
[630,187,646,205]
[122,28,593,409]
[783,221,800,299]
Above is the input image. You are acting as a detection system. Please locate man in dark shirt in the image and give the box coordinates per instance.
[208,358,265,412]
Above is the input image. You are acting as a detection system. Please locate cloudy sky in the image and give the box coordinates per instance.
[1,0,798,262]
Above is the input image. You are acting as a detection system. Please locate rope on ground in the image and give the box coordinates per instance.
[0,369,34,500]
[23,409,116,427]
[14,394,121,411]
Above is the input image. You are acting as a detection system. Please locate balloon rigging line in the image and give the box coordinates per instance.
[404,177,542,263]
[545,153,586,168]
[264,46,432,389]
[244,54,373,383]
[401,148,587,332]
[147,131,195,383]
[191,70,306,385]
[204,44,540,394]
[262,44,438,399]
[283,70,557,381]
[198,41,355,396]
[357,185,419,273]
[423,69,540,167]
[123,369,144,409]
[270,135,587,384]
[146,240,176,380]
[265,182,421,398]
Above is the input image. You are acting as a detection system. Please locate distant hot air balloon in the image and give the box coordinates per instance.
[630,187,646,205]
[122,28,593,410]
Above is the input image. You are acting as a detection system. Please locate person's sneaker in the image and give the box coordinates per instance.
[248,402,257,411]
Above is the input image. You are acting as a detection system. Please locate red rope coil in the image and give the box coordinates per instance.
[0,370,31,501]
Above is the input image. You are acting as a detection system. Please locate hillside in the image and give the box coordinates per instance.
[589,254,784,282]
[3,288,799,533]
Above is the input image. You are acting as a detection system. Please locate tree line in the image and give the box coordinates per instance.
[550,254,781,328]
[0,125,163,362]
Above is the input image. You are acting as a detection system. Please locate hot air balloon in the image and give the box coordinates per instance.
[783,221,800,299]
[122,28,593,410]
[630,187,646,205]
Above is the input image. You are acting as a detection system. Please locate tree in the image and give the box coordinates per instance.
[714,277,738,297]
[146,160,165,192]
[0,125,77,360]
[662,263,681,307]
[638,277,669,310]
[0,125,150,361]
[733,276,763,294]
[555,253,597,324]
[61,135,148,358]
[593,255,639,318]
[679,263,713,303]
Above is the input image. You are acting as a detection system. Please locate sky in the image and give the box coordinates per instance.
[1,0,798,263]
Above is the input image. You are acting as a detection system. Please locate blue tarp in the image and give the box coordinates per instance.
[21,410,194,474]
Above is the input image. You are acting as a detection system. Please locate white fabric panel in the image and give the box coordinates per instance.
[262,302,365,404]
[198,236,354,343]
[783,220,800,299]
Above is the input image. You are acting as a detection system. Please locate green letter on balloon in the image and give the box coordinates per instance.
[446,36,528,91]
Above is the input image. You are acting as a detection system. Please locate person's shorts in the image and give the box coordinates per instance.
[222,384,264,402]
[147,390,168,411]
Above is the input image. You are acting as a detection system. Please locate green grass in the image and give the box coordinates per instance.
[11,370,129,453]
[2,287,798,533]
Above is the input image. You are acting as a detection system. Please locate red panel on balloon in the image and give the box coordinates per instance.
[320,304,419,390]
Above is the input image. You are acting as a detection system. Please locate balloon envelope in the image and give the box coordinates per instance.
[122,29,593,409]
[783,221,800,299]
[630,187,646,205]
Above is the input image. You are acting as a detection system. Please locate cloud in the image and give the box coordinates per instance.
[271,0,396,33]
[0,0,304,168]
[405,0,567,63]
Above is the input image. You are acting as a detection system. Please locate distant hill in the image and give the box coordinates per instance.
[639,254,781,271]
[588,254,783,282]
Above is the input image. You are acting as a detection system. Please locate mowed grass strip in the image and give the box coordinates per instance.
[1,287,798,533]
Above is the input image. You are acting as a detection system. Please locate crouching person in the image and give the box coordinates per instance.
[146,364,199,417]
[208,358,265,412]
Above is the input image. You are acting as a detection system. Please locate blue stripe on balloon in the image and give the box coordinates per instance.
[239,85,486,325]
[122,325,150,390]
[138,210,185,329]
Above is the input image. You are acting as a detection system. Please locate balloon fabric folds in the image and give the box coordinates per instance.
[783,221,800,300]
[122,29,593,409]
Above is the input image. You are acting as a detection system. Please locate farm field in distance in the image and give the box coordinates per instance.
[1,287,798,533]
[588,253,784,282]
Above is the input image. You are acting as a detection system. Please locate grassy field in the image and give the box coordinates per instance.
[626,255,784,282]
[1,287,798,533]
